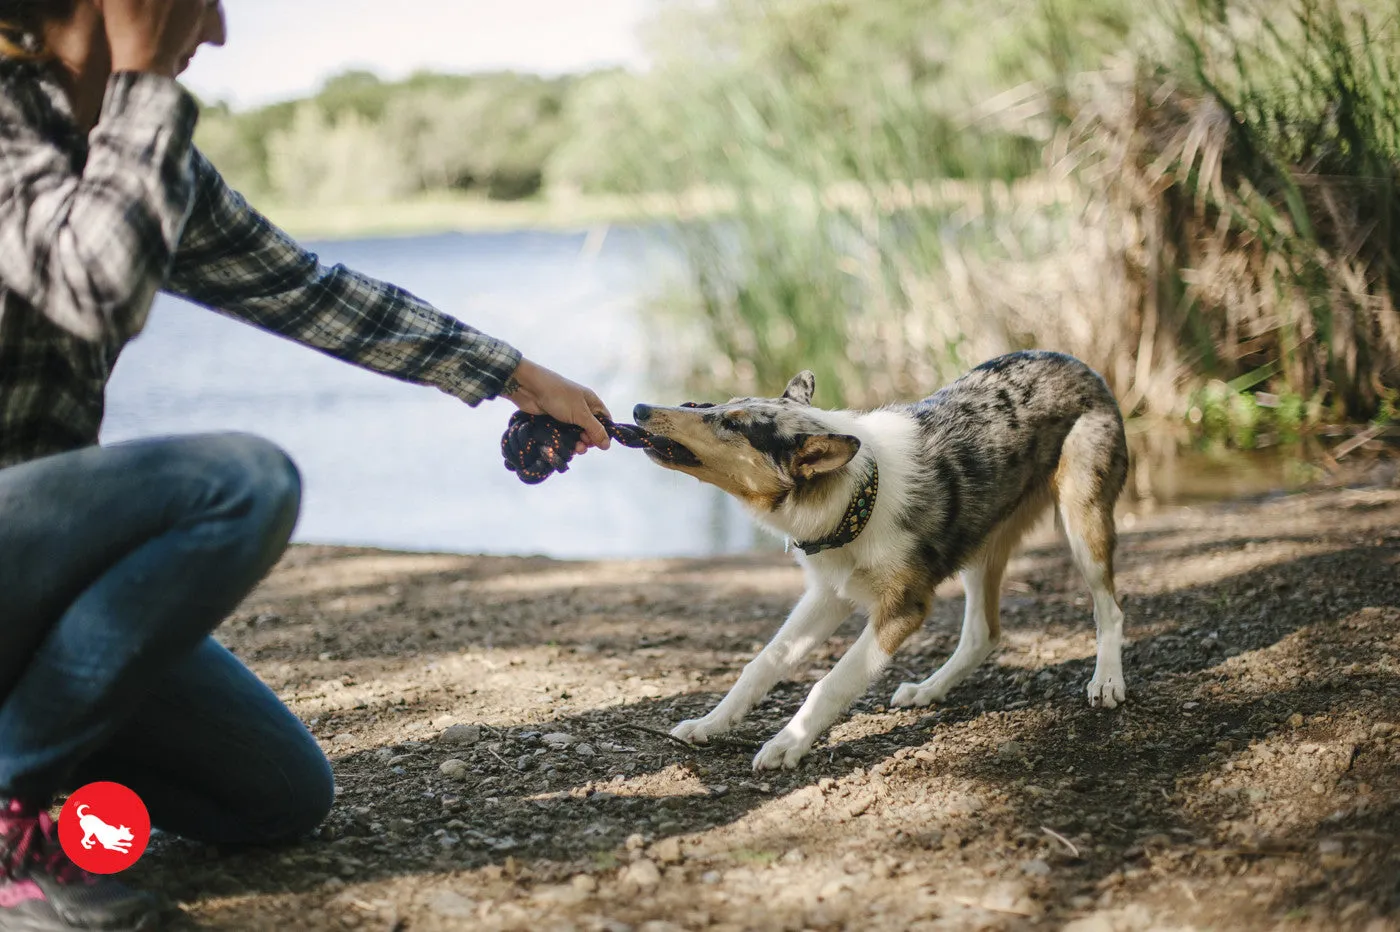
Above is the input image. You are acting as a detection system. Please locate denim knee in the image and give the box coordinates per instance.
[214,434,301,524]
[242,735,335,845]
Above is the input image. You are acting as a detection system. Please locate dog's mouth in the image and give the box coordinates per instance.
[644,436,702,468]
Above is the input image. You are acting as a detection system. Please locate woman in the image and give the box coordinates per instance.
[0,2,613,929]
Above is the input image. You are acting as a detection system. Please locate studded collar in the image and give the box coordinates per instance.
[793,462,880,555]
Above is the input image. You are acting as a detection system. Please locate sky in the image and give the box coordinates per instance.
[181,0,654,109]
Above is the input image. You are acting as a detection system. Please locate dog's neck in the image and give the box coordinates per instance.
[791,459,879,555]
[758,439,880,552]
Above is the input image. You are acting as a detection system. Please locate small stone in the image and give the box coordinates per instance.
[1288,713,1305,728]
[622,859,661,889]
[439,759,469,779]
[542,732,577,748]
[439,724,483,746]
[1371,722,1396,738]
[701,870,721,884]
[1021,858,1052,876]
[571,874,598,894]
[650,837,683,864]
[441,795,462,810]
[331,733,355,746]
[625,833,646,851]
[640,922,684,932]
[998,741,1026,760]
[426,890,476,919]
[575,743,597,757]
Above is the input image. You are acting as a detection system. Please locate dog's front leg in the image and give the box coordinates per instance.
[672,586,851,745]
[754,590,928,770]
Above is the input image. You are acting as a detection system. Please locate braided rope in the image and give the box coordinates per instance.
[501,407,706,484]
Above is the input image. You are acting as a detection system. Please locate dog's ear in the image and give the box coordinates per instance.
[781,371,816,405]
[792,433,860,480]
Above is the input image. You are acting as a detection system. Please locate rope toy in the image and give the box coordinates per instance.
[501,407,706,484]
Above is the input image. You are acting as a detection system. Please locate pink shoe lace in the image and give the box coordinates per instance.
[0,800,88,885]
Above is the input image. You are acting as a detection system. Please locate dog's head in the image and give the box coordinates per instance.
[633,371,861,511]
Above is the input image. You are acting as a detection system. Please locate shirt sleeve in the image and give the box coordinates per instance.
[165,151,522,406]
[0,71,198,344]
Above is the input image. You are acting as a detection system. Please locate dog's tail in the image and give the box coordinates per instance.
[76,804,89,819]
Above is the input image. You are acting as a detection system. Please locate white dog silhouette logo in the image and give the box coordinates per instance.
[75,804,135,854]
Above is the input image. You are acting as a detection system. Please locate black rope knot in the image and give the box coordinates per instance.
[501,409,701,484]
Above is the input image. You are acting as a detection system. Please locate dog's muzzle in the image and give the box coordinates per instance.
[632,403,702,466]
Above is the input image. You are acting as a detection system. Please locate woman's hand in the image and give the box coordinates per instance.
[98,0,211,77]
[503,359,612,453]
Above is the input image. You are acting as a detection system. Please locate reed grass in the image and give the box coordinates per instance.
[643,0,1400,438]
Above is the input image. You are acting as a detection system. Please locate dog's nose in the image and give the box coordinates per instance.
[633,403,653,423]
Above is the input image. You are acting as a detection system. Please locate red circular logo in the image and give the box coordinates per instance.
[57,783,151,874]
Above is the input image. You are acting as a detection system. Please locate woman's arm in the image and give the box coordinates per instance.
[0,68,198,344]
[166,152,522,407]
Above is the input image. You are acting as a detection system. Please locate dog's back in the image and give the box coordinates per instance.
[896,350,1127,581]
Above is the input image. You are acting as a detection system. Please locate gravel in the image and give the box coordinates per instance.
[129,483,1400,931]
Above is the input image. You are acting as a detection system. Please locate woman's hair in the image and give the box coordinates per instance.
[0,1,75,60]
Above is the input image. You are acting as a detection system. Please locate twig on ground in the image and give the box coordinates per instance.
[618,722,696,749]
[1041,825,1080,858]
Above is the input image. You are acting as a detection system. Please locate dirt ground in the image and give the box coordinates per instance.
[131,480,1400,932]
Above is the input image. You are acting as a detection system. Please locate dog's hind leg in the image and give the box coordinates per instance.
[1054,411,1129,708]
[673,585,852,745]
[890,494,1048,708]
[889,531,1011,708]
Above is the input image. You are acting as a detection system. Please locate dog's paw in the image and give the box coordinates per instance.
[1086,671,1126,709]
[672,714,732,745]
[752,730,812,771]
[891,681,945,708]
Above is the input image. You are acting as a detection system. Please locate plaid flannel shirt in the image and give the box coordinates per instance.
[0,62,522,469]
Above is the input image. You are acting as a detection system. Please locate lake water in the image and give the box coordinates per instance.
[102,227,763,560]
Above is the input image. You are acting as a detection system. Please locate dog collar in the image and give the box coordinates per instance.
[793,462,879,556]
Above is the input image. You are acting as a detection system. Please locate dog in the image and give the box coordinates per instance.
[633,350,1129,770]
[76,804,135,854]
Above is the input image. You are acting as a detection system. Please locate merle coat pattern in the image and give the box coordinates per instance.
[634,351,1129,770]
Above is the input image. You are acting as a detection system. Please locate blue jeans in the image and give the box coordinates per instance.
[0,434,334,845]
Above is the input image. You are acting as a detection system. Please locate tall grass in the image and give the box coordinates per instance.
[641,0,1400,436]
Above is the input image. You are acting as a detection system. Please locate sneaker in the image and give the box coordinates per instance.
[0,800,160,931]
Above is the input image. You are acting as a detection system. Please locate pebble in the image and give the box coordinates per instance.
[331,733,355,746]
[998,740,1026,761]
[1371,722,1396,738]
[438,724,483,746]
[426,890,477,919]
[438,759,469,779]
[1021,858,1052,876]
[571,874,598,894]
[650,836,683,864]
[575,743,597,757]
[542,732,577,748]
[622,859,661,889]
